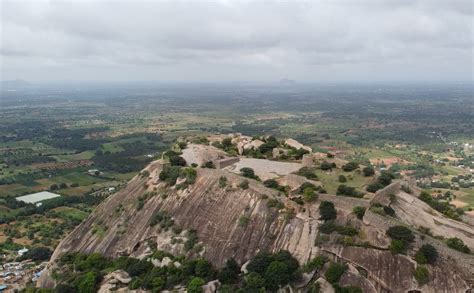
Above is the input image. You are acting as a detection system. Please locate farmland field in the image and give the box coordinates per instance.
[0,82,472,257]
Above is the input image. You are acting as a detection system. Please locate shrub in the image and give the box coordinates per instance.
[219,176,227,188]
[338,175,347,183]
[414,266,429,285]
[303,187,318,202]
[267,199,284,209]
[264,179,280,189]
[319,201,337,221]
[366,171,394,192]
[366,182,384,193]
[185,230,198,251]
[415,244,438,264]
[389,239,408,254]
[187,277,205,293]
[149,211,174,230]
[362,166,375,176]
[386,226,414,243]
[446,237,470,253]
[159,166,181,186]
[169,155,186,166]
[383,206,396,217]
[240,167,259,180]
[303,255,327,272]
[320,161,333,171]
[342,162,359,172]
[297,167,318,180]
[320,221,358,236]
[324,262,347,284]
[400,185,412,194]
[352,206,366,220]
[239,180,249,190]
[239,216,250,227]
[202,161,215,168]
[336,184,363,198]
[298,182,317,193]
[76,271,100,293]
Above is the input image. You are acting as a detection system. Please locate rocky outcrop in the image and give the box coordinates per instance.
[98,270,131,293]
[38,161,474,292]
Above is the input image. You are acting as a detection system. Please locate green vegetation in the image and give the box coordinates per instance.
[418,191,463,221]
[362,166,375,176]
[415,244,438,264]
[386,225,414,254]
[303,187,318,202]
[297,167,318,180]
[218,176,227,188]
[324,262,347,284]
[319,221,358,236]
[246,250,300,291]
[303,255,327,272]
[414,266,429,285]
[319,201,337,221]
[240,167,260,180]
[239,180,249,190]
[366,171,394,193]
[149,211,175,231]
[352,206,366,220]
[342,162,359,172]
[446,237,470,253]
[336,184,364,198]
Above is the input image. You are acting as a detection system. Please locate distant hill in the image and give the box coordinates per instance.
[1,79,31,89]
[279,78,296,85]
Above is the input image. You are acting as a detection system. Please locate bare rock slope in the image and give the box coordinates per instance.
[39,160,474,292]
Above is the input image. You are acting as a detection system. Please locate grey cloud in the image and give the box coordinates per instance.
[0,0,472,82]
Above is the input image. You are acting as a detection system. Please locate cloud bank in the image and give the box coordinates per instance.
[1,0,472,82]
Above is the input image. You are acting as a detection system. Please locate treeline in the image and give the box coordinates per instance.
[49,249,305,293]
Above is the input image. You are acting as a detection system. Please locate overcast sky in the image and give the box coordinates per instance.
[1,0,473,82]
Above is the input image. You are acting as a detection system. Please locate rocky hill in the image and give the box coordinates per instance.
[38,143,474,292]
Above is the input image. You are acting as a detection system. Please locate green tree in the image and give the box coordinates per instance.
[320,161,332,171]
[247,252,273,275]
[386,226,414,243]
[20,246,52,262]
[264,261,290,290]
[217,258,240,284]
[415,244,438,264]
[222,137,233,148]
[342,162,359,172]
[244,272,265,290]
[319,201,337,221]
[187,277,205,293]
[77,271,99,293]
[362,166,375,176]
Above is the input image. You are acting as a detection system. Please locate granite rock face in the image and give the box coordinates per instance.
[39,160,474,292]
